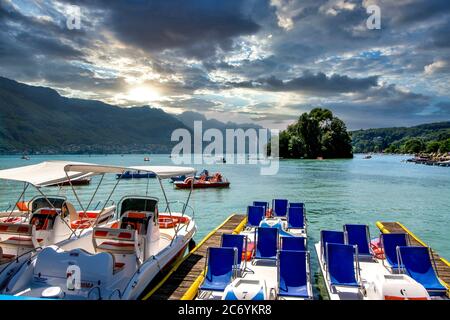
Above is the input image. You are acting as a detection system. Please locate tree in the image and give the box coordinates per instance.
[426,141,441,153]
[297,113,322,158]
[401,138,425,154]
[277,109,353,159]
[440,138,450,153]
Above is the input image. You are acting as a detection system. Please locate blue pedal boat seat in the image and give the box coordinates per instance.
[326,243,360,288]
[287,207,305,229]
[289,202,304,209]
[278,250,311,298]
[272,199,288,217]
[200,247,237,292]
[281,236,306,251]
[381,233,408,270]
[246,205,265,228]
[221,234,246,267]
[320,230,345,261]
[253,201,268,213]
[344,224,371,257]
[255,227,278,260]
[397,246,447,296]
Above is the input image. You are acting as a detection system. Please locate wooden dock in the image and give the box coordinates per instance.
[142,214,247,300]
[376,221,450,297]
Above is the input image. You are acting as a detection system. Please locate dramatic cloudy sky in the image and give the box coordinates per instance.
[1,0,450,130]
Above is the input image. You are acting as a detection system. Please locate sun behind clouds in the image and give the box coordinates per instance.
[127,86,161,103]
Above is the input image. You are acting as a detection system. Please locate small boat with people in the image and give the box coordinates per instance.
[0,162,197,300]
[170,169,211,183]
[315,224,448,300]
[196,199,312,300]
[174,172,230,189]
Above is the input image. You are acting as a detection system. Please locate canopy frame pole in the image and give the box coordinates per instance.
[175,173,195,236]
[158,177,172,217]
[158,176,179,243]
[65,171,86,214]
[146,176,150,196]
[86,171,123,235]
[35,187,79,239]
[182,174,194,217]
[7,182,30,218]
[84,174,104,212]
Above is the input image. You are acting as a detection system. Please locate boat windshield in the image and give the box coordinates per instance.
[120,197,158,216]
[31,196,66,212]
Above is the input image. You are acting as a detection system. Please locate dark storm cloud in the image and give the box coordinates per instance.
[0,0,449,130]
[284,84,447,130]
[228,72,379,94]
[383,0,450,26]
[62,0,262,59]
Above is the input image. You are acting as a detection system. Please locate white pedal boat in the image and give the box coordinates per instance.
[0,163,197,300]
[0,162,116,284]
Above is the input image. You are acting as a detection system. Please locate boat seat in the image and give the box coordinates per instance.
[0,223,41,248]
[93,227,137,255]
[119,211,151,235]
[0,236,42,248]
[0,247,16,264]
[29,208,58,231]
[34,247,114,285]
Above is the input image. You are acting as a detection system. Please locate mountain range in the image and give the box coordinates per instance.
[0,77,260,154]
[1,76,449,155]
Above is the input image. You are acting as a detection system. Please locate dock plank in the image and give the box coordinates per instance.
[144,214,246,300]
[377,221,450,297]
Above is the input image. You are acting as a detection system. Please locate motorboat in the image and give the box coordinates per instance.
[314,224,448,300]
[174,172,230,189]
[1,163,197,300]
[49,177,91,187]
[196,199,312,300]
[116,170,156,179]
[0,161,116,285]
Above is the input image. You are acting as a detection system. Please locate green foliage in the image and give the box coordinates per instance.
[401,138,425,153]
[426,141,441,153]
[440,138,450,153]
[352,122,450,154]
[278,108,353,159]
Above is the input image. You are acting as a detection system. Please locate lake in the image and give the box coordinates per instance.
[1,154,449,298]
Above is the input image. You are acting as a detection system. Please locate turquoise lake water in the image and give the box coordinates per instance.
[1,154,449,298]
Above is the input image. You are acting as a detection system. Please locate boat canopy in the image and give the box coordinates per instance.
[0,161,93,187]
[64,164,196,179]
[0,161,196,187]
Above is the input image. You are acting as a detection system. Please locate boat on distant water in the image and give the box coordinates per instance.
[0,163,197,300]
[363,155,372,159]
[174,172,230,189]
[144,157,150,162]
[116,170,156,179]
[49,177,91,187]
[21,155,30,160]
[197,199,312,300]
